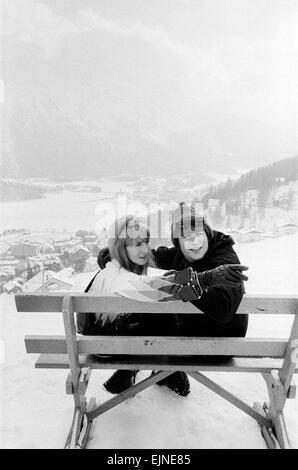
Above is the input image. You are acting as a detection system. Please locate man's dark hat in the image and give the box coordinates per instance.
[171,202,212,247]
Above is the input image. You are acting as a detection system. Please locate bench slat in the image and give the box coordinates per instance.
[25,335,288,357]
[34,354,298,373]
[15,293,298,314]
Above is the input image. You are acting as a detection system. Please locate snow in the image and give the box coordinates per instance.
[0,233,297,449]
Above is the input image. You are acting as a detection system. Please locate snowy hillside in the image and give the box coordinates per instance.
[0,233,297,449]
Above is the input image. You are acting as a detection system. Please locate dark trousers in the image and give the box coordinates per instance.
[179,313,248,338]
[83,312,248,338]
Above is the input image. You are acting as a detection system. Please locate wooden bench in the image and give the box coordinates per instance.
[15,293,298,449]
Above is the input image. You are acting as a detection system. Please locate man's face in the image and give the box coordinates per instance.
[179,229,208,262]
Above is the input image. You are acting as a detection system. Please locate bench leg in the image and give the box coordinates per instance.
[64,396,95,449]
[65,367,95,449]
[262,371,292,449]
[253,402,281,449]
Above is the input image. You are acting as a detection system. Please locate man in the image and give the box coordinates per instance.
[96,202,249,396]
[153,202,248,333]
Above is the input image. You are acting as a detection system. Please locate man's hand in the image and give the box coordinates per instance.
[199,264,248,289]
[158,265,248,302]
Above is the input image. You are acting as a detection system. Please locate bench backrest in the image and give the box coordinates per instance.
[15,293,298,315]
[15,293,298,359]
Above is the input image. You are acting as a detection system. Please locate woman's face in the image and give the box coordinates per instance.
[126,237,150,266]
[125,220,150,266]
[179,229,208,262]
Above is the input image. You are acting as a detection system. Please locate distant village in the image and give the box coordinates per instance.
[0,228,104,295]
[1,158,297,295]
[0,215,297,296]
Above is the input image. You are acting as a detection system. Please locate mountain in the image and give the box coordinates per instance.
[2,55,294,181]
[202,155,298,230]
[2,1,298,181]
[1,94,289,180]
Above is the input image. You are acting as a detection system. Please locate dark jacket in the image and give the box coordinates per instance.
[152,231,247,327]
[94,231,248,337]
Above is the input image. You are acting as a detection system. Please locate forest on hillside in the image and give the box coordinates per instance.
[0,180,47,202]
[203,155,298,206]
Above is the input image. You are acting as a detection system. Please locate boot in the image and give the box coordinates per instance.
[152,371,190,397]
[103,370,138,394]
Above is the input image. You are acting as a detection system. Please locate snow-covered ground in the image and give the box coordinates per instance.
[0,233,297,449]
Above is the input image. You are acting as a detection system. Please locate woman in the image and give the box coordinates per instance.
[77,214,185,394]
[77,214,179,333]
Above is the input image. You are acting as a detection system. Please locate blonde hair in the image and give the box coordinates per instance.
[108,214,155,274]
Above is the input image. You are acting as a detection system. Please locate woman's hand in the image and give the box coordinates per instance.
[163,270,178,278]
[97,247,110,269]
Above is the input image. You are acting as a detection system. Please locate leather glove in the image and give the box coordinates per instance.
[158,265,248,302]
[97,247,111,269]
[157,267,204,302]
[198,264,248,290]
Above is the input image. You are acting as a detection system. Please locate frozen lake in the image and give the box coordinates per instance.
[0,191,114,232]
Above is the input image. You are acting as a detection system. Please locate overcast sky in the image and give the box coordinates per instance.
[2,0,298,176]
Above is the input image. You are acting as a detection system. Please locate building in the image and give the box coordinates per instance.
[27,257,42,277]
[10,242,41,258]
[22,270,54,292]
[0,242,10,260]
[36,276,74,293]
[70,245,90,260]
[40,243,56,254]
[70,245,90,272]
[53,239,81,253]
[276,222,298,236]
[2,280,23,294]
[42,256,61,272]
[0,270,10,282]
[0,265,15,280]
[82,234,97,243]
[23,270,73,293]
[208,198,220,212]
[0,259,29,279]
[85,242,99,256]
[239,228,263,243]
